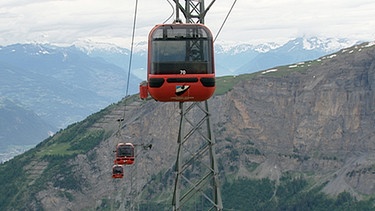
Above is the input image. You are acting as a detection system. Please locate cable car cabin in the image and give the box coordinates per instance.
[112,165,124,179]
[114,143,135,165]
[147,23,215,102]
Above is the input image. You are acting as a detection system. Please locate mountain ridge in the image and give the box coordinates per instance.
[0,41,374,210]
[0,98,55,162]
[0,37,367,165]
[0,43,142,128]
[74,36,361,77]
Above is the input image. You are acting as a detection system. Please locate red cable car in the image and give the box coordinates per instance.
[112,164,124,179]
[146,23,215,102]
[114,143,135,165]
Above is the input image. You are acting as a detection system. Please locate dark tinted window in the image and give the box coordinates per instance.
[150,25,213,74]
[117,145,134,157]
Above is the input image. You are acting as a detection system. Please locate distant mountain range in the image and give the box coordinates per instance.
[2,37,358,129]
[0,37,363,161]
[215,37,360,75]
[1,41,375,210]
[0,98,55,161]
[76,37,360,77]
[0,43,141,129]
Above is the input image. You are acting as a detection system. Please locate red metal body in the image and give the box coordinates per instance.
[147,23,215,102]
[139,82,149,99]
[114,143,135,165]
[112,165,124,179]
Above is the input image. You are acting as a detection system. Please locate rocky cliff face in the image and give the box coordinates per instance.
[213,42,375,198]
[3,42,375,210]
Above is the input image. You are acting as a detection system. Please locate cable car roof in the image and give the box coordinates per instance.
[150,24,213,41]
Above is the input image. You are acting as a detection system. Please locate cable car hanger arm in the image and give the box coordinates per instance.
[173,0,216,24]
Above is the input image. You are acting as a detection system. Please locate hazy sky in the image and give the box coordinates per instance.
[1,0,374,47]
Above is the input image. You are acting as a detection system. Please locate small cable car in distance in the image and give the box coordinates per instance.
[112,164,124,179]
[147,23,215,102]
[114,143,135,165]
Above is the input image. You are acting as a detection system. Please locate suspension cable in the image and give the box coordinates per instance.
[214,0,237,42]
[117,0,139,139]
[164,0,175,24]
[126,0,138,97]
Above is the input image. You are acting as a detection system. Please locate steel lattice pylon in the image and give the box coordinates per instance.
[172,101,222,210]
[171,1,222,210]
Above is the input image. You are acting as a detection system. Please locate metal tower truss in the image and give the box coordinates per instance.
[167,1,222,210]
[172,101,222,210]
[174,0,216,24]
[185,28,204,62]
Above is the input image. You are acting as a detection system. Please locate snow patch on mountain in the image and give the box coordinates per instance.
[365,41,375,48]
[2,43,53,56]
[214,40,280,54]
[70,36,361,58]
[73,40,130,55]
[302,37,360,52]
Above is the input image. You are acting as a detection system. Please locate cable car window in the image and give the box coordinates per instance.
[113,166,123,174]
[117,145,134,157]
[150,25,213,75]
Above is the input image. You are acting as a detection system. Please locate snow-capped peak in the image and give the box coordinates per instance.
[301,36,360,52]
[214,41,280,55]
[73,40,129,55]
[62,36,364,58]
[254,43,280,53]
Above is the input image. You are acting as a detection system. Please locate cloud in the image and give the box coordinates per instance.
[0,0,374,46]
